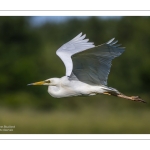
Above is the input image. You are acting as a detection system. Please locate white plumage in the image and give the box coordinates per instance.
[56,32,95,76]
[28,33,145,103]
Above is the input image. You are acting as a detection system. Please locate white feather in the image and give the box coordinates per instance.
[56,33,95,76]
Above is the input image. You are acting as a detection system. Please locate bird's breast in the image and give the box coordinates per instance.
[48,85,79,98]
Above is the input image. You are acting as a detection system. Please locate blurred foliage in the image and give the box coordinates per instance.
[0,16,150,112]
[1,106,150,134]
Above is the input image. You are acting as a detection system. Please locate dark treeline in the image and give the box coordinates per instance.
[0,16,150,110]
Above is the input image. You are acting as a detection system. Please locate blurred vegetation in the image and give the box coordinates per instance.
[0,16,150,134]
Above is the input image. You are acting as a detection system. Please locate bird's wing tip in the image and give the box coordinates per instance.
[106,38,115,44]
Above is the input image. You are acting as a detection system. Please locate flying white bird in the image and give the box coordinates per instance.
[28,33,145,103]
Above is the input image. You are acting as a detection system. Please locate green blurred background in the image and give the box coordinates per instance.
[0,16,150,134]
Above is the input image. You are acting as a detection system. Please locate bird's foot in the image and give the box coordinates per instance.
[103,91,146,103]
[117,94,146,103]
[130,96,146,103]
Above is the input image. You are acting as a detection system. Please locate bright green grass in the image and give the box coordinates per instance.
[0,105,150,134]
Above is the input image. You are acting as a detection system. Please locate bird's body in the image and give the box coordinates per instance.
[47,76,111,98]
[28,33,146,103]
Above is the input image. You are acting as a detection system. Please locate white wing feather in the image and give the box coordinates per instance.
[56,33,95,76]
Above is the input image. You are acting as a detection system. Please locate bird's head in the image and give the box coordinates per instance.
[27,78,60,86]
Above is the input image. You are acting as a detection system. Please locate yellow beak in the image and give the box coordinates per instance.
[27,81,45,86]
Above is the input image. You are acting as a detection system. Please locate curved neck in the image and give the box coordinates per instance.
[48,85,62,98]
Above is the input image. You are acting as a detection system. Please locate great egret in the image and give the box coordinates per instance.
[28,33,145,103]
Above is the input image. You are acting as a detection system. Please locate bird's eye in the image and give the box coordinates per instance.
[45,80,50,83]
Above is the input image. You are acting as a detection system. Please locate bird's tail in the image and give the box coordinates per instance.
[103,86,146,103]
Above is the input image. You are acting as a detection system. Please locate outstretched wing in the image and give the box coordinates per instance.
[70,38,125,85]
[56,33,95,76]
